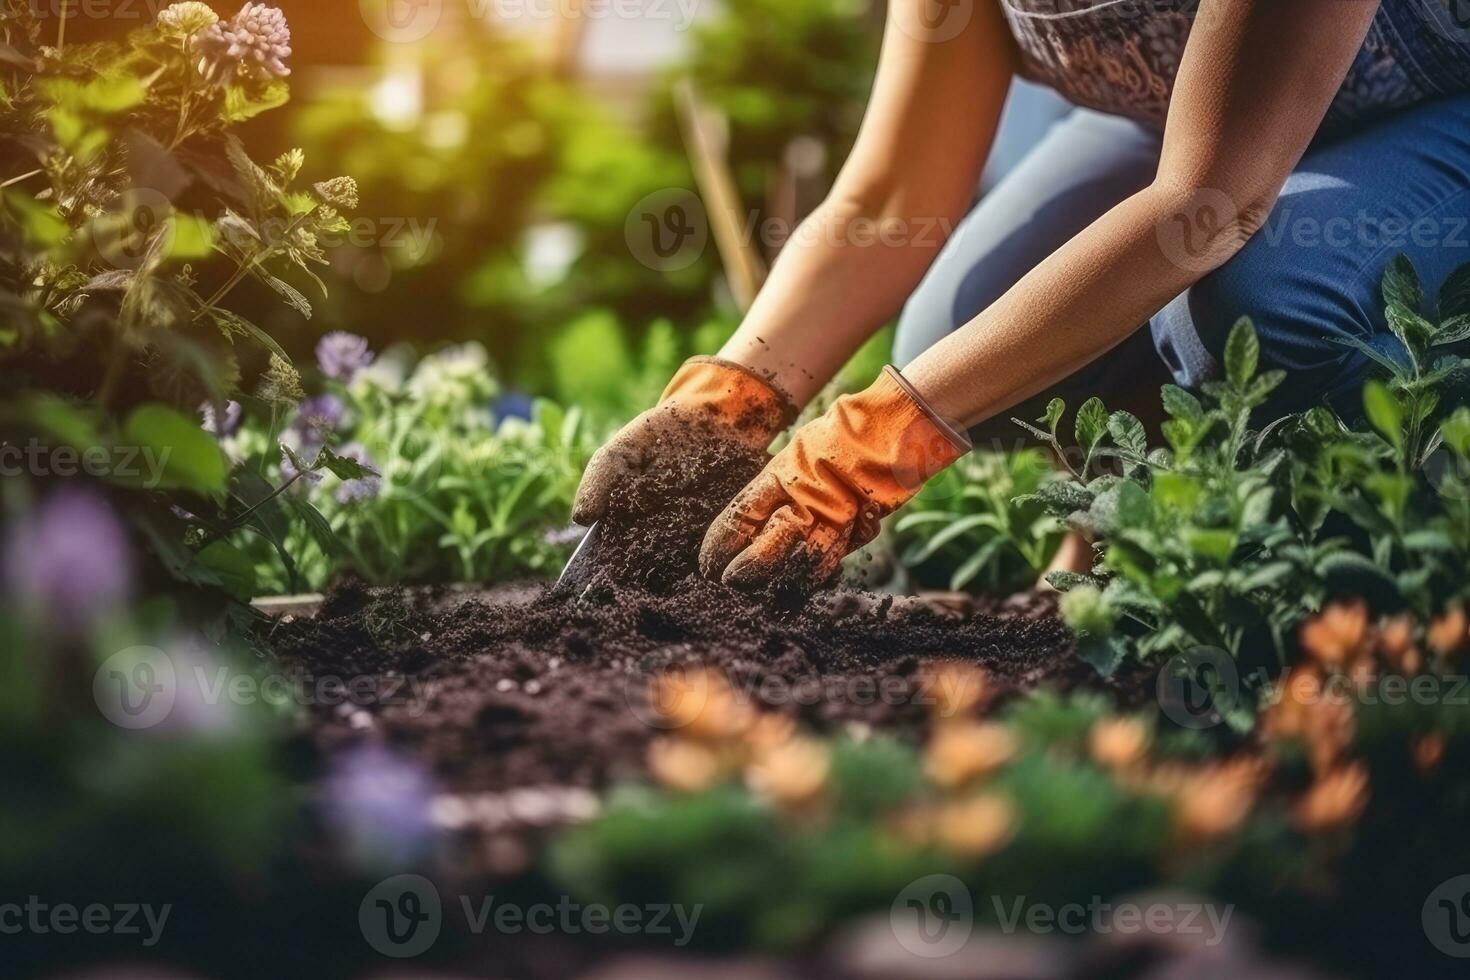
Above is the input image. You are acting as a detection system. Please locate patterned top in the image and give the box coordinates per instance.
[999,0,1470,130]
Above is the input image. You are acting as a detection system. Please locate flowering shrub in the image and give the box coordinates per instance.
[0,1,370,612]
[229,333,599,591]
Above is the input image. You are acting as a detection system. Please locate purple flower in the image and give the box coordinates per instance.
[3,487,133,629]
[333,442,381,504]
[199,399,242,437]
[192,3,292,86]
[315,332,375,382]
[322,744,436,869]
[292,394,346,444]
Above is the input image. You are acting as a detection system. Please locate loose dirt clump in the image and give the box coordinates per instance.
[270,417,1091,795]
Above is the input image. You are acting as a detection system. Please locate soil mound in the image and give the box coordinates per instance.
[270,420,1083,793]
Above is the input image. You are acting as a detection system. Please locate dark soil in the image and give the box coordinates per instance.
[267,418,1116,797]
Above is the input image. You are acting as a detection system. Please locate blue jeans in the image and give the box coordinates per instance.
[894,92,1470,439]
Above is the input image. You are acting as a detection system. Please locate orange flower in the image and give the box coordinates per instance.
[1301,695,1356,775]
[1174,761,1259,840]
[1262,668,1323,740]
[1377,614,1423,675]
[933,794,1016,858]
[925,662,990,720]
[1295,764,1369,831]
[743,712,796,753]
[925,722,1017,788]
[648,736,725,793]
[648,667,754,741]
[746,737,830,807]
[1090,717,1151,771]
[1299,600,1372,667]
[1413,733,1446,776]
[1428,605,1469,660]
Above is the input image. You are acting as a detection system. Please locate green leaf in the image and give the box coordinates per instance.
[1382,254,1423,313]
[1075,397,1107,453]
[1329,334,1406,379]
[1076,635,1129,678]
[1403,529,1456,553]
[1181,527,1236,563]
[1316,551,1400,606]
[1363,380,1403,449]
[1440,261,1470,319]
[283,494,343,557]
[950,536,1008,591]
[166,213,215,259]
[17,393,101,448]
[1224,318,1259,388]
[1440,408,1470,457]
[222,79,291,123]
[1107,410,1148,457]
[1431,314,1470,347]
[318,445,379,481]
[1386,301,1436,351]
[195,540,258,601]
[1041,398,1065,437]
[120,404,227,492]
[1160,384,1204,423]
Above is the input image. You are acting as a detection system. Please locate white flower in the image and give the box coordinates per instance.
[406,342,496,407]
[157,1,219,38]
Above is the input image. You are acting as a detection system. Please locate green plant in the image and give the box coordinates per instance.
[1025,258,1470,678]
[231,337,599,590]
[892,449,1065,594]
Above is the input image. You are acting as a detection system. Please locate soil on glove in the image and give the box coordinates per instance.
[269,416,1111,796]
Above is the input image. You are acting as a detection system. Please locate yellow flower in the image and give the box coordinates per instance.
[1294,764,1369,831]
[647,737,724,793]
[925,722,1017,789]
[933,794,1016,858]
[1300,600,1372,667]
[1090,717,1151,771]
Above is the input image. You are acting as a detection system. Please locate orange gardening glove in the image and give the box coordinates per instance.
[572,357,796,524]
[700,366,970,589]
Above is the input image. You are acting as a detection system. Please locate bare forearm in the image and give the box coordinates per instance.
[903,183,1245,427]
[718,193,963,404]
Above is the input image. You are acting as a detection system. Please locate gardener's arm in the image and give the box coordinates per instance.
[700,0,1383,587]
[905,0,1381,426]
[714,0,1014,407]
